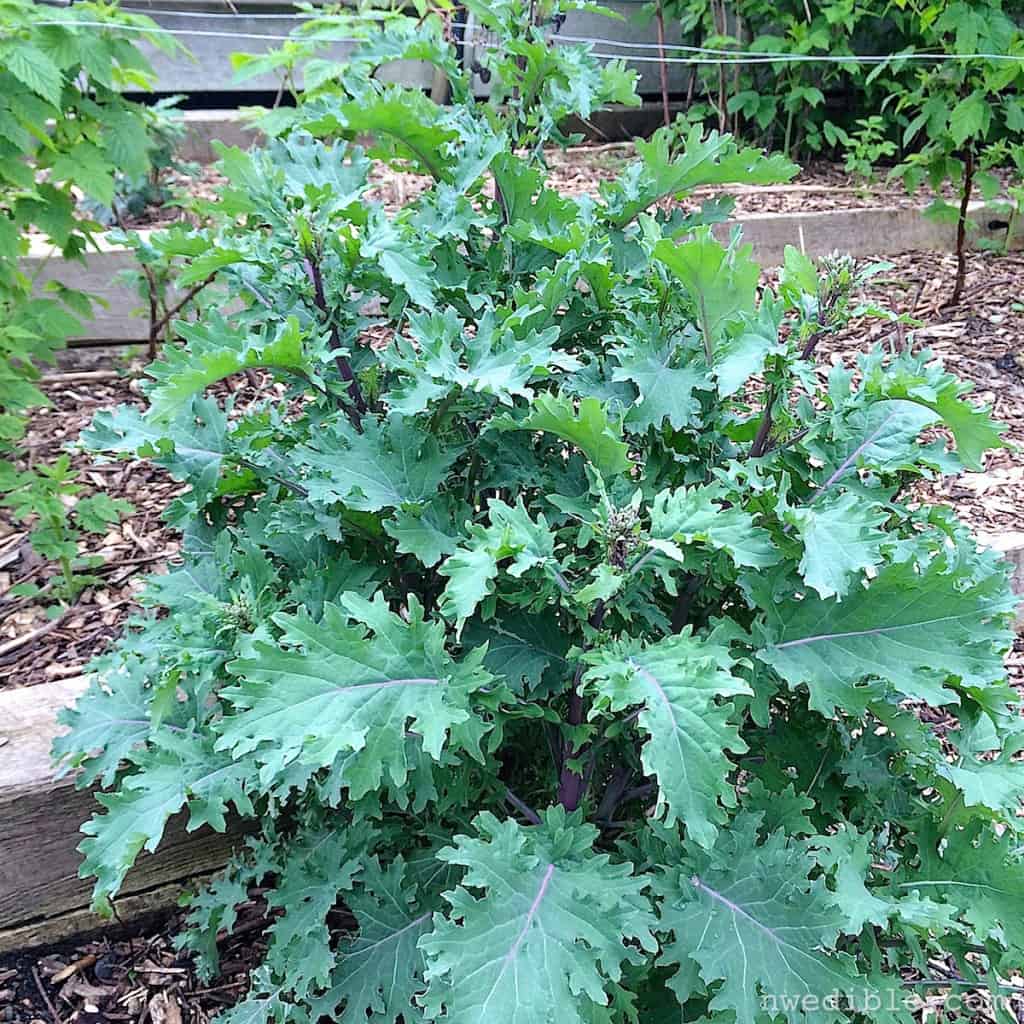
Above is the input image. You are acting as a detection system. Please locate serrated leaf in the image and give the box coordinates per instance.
[75,493,134,533]
[497,394,631,479]
[420,810,657,1024]
[788,493,888,600]
[713,296,786,397]
[384,497,463,567]
[647,483,780,569]
[81,398,229,507]
[362,210,437,308]
[757,554,1016,717]
[145,315,307,423]
[383,308,579,412]
[219,594,490,798]
[949,91,990,146]
[601,125,797,227]
[610,323,708,432]
[653,229,759,360]
[263,829,362,999]
[461,609,569,695]
[2,43,62,105]
[863,348,1006,471]
[913,824,1024,958]
[297,415,457,513]
[583,632,750,847]
[438,499,557,620]
[52,142,116,205]
[311,856,435,1023]
[80,732,252,911]
[810,827,891,933]
[658,815,894,1024]
[53,669,151,787]
[810,399,942,489]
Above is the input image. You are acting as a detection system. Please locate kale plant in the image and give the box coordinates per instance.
[60,5,1023,1022]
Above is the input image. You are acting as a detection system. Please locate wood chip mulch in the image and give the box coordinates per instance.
[0,366,272,690]
[0,898,270,1024]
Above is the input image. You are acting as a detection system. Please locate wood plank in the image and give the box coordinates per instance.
[710,201,1022,266]
[0,678,241,954]
[0,875,218,954]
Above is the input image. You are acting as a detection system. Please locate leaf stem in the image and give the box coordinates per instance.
[504,788,542,825]
[302,253,367,428]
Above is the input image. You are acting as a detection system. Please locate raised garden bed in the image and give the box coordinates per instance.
[24,202,1023,344]
[4,150,1024,973]
[0,677,243,955]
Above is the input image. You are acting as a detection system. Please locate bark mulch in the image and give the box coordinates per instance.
[77,147,1014,229]
[0,899,269,1024]
[0,369,270,689]
[365,145,1015,216]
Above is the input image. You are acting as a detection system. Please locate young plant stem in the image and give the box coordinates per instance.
[671,574,702,632]
[504,788,542,825]
[148,275,216,342]
[715,0,727,131]
[594,761,634,823]
[749,383,778,459]
[951,142,974,306]
[303,254,368,426]
[112,208,163,360]
[732,15,744,135]
[685,25,701,107]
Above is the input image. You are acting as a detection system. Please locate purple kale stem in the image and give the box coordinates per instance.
[302,254,368,423]
[557,600,606,811]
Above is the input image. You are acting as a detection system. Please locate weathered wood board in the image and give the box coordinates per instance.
[0,677,242,954]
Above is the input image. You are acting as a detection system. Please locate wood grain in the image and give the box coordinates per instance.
[0,677,240,954]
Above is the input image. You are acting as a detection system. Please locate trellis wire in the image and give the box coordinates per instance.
[24,16,1024,65]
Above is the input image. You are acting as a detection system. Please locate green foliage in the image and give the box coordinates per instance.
[0,0,170,597]
[885,0,1024,298]
[59,6,1024,1022]
[657,0,1024,223]
[81,96,199,227]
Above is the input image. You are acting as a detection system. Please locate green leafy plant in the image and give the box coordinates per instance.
[0,0,172,600]
[2,456,133,601]
[58,6,1024,1023]
[81,96,199,227]
[887,0,1024,303]
[657,0,877,159]
[824,115,897,180]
